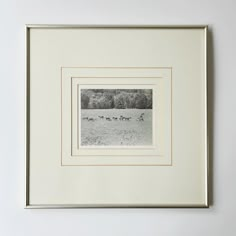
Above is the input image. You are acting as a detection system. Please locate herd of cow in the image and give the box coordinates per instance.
[82,113,145,122]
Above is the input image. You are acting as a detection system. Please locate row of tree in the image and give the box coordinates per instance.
[81,89,152,109]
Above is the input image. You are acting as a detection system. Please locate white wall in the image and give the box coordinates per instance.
[0,0,235,235]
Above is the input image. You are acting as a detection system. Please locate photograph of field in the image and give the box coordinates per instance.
[80,89,153,146]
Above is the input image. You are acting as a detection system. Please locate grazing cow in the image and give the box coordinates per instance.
[137,113,145,121]
[98,115,104,119]
[112,117,118,120]
[82,117,88,120]
[106,117,112,121]
[137,117,144,121]
[88,118,95,121]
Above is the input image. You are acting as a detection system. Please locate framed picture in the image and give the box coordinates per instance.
[25,25,208,208]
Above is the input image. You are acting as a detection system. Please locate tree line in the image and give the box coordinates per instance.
[81,89,152,109]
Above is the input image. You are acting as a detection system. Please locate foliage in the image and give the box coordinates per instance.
[81,89,152,109]
[81,93,89,109]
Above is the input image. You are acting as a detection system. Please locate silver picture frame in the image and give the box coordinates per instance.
[25,25,209,208]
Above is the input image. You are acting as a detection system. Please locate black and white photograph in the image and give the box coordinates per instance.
[80,88,153,146]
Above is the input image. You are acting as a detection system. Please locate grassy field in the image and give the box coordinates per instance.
[80,109,152,146]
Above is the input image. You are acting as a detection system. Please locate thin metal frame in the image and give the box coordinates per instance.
[25,25,209,209]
